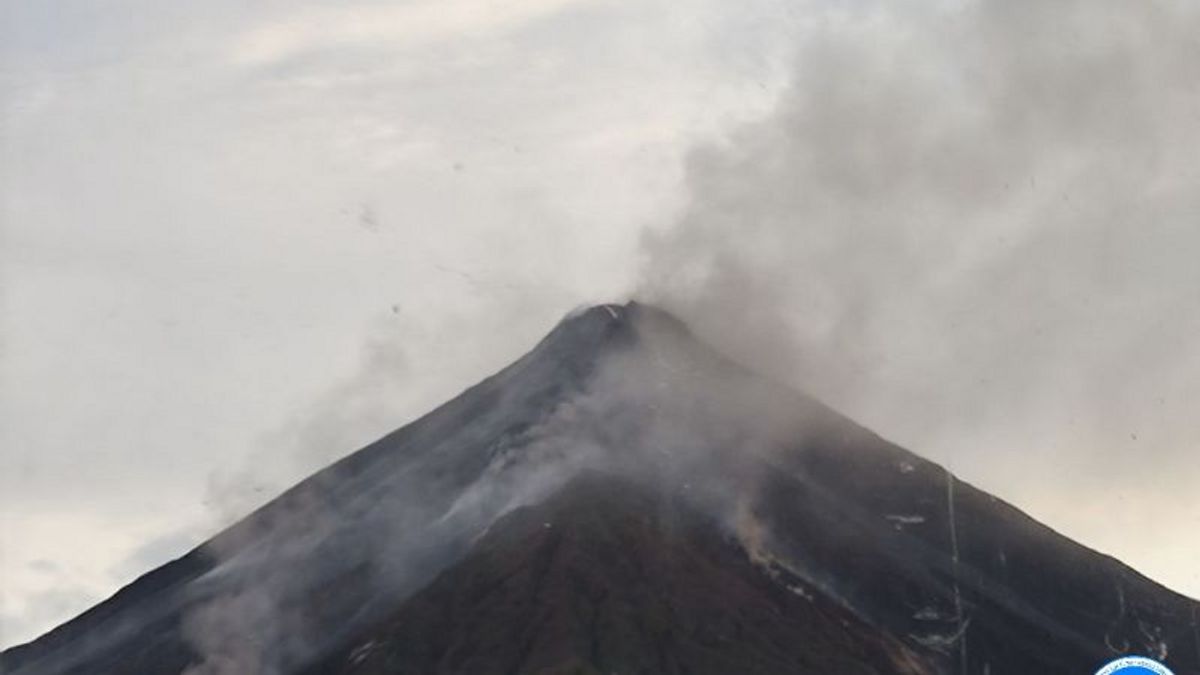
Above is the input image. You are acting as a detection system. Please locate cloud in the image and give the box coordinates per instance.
[0,587,98,649]
[8,0,1198,651]
[201,316,414,527]
[227,0,596,66]
[638,0,1200,596]
[109,528,207,582]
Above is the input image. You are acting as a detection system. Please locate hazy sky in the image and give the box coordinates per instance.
[2,0,1197,649]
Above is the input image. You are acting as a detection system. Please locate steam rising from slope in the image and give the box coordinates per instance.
[638,0,1200,544]
[176,3,1200,668]
[177,307,843,674]
[181,4,1200,665]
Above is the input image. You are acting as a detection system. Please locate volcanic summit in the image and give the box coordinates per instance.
[3,303,1198,675]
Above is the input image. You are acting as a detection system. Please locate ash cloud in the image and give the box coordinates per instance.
[638,0,1200,505]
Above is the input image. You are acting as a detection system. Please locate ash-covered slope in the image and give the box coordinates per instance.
[3,302,1198,675]
[303,472,928,675]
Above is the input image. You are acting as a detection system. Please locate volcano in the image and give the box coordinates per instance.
[3,302,1198,675]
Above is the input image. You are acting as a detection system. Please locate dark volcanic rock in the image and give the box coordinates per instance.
[306,472,928,675]
[4,302,1198,675]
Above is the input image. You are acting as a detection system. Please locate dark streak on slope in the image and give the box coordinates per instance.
[4,303,1199,675]
[307,472,930,675]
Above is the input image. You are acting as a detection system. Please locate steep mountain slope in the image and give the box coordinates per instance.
[3,302,1198,675]
[305,472,929,675]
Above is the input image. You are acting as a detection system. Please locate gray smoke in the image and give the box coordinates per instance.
[176,306,855,674]
[148,4,1200,669]
[638,0,1200,569]
[184,7,1200,667]
[202,319,413,526]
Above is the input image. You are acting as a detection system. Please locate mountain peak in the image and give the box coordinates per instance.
[555,300,690,339]
[6,299,1200,675]
[520,300,696,376]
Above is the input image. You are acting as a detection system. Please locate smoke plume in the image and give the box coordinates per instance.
[640,0,1200,483]
[184,2,1200,668]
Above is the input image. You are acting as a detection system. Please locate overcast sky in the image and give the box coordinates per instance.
[2,0,1198,649]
